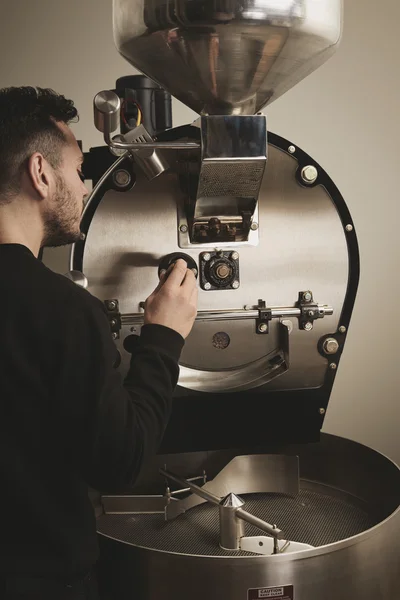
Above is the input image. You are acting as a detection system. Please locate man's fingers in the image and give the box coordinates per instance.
[181,268,197,294]
[162,259,189,288]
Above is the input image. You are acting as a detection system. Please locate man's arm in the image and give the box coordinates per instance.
[58,260,197,492]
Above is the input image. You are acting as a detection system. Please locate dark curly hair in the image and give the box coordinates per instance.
[0,86,78,203]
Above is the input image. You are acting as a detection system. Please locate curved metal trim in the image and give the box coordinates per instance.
[179,322,289,393]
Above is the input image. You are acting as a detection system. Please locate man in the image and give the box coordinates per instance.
[0,86,197,599]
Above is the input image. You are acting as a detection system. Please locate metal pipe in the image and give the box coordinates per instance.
[105,132,200,151]
[160,469,221,506]
[236,509,284,539]
[122,306,333,326]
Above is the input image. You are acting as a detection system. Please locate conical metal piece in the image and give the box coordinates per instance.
[220,493,245,508]
[113,0,342,115]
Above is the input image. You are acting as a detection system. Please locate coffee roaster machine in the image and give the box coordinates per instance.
[67,1,400,598]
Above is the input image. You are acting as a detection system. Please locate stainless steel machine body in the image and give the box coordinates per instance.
[68,0,400,597]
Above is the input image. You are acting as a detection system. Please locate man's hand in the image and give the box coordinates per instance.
[144,259,198,339]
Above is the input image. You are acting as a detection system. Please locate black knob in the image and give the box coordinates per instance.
[158,253,198,279]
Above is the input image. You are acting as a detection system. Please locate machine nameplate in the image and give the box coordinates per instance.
[248,585,293,600]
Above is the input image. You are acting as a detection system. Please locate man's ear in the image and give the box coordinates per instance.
[27,153,52,200]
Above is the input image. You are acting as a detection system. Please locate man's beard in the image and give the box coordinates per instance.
[41,173,82,248]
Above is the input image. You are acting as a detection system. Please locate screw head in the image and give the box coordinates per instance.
[308,310,314,317]
[258,323,268,333]
[113,169,131,187]
[204,282,212,290]
[231,251,239,261]
[302,291,312,302]
[112,332,118,340]
[319,408,326,415]
[179,224,188,233]
[110,319,117,327]
[107,300,117,311]
[250,222,259,231]
[304,322,313,331]
[339,325,347,334]
[345,224,353,232]
[323,337,339,355]
[288,145,296,154]
[329,362,337,370]
[191,268,198,277]
[203,253,211,262]
[301,165,318,184]
[79,232,86,241]
[232,280,240,289]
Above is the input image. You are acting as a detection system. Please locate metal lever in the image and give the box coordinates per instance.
[160,468,284,549]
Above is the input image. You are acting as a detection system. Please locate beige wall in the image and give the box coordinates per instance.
[1,1,399,463]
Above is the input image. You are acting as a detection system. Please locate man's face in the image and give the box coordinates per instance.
[41,123,89,248]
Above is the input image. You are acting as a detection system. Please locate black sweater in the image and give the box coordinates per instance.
[0,243,184,578]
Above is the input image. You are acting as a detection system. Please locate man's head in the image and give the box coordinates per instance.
[0,86,88,247]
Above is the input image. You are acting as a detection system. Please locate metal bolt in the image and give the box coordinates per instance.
[191,268,198,277]
[204,282,212,290]
[323,338,339,355]
[319,408,326,415]
[250,222,259,231]
[112,332,118,340]
[110,319,117,327]
[301,165,318,184]
[203,253,211,262]
[304,322,313,331]
[258,323,268,333]
[231,251,239,261]
[106,300,117,311]
[302,291,312,302]
[79,232,86,241]
[345,224,353,232]
[329,362,337,370]
[308,310,314,317]
[179,224,188,233]
[288,145,296,154]
[216,264,230,279]
[113,169,131,188]
[232,280,240,289]
[339,325,347,334]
